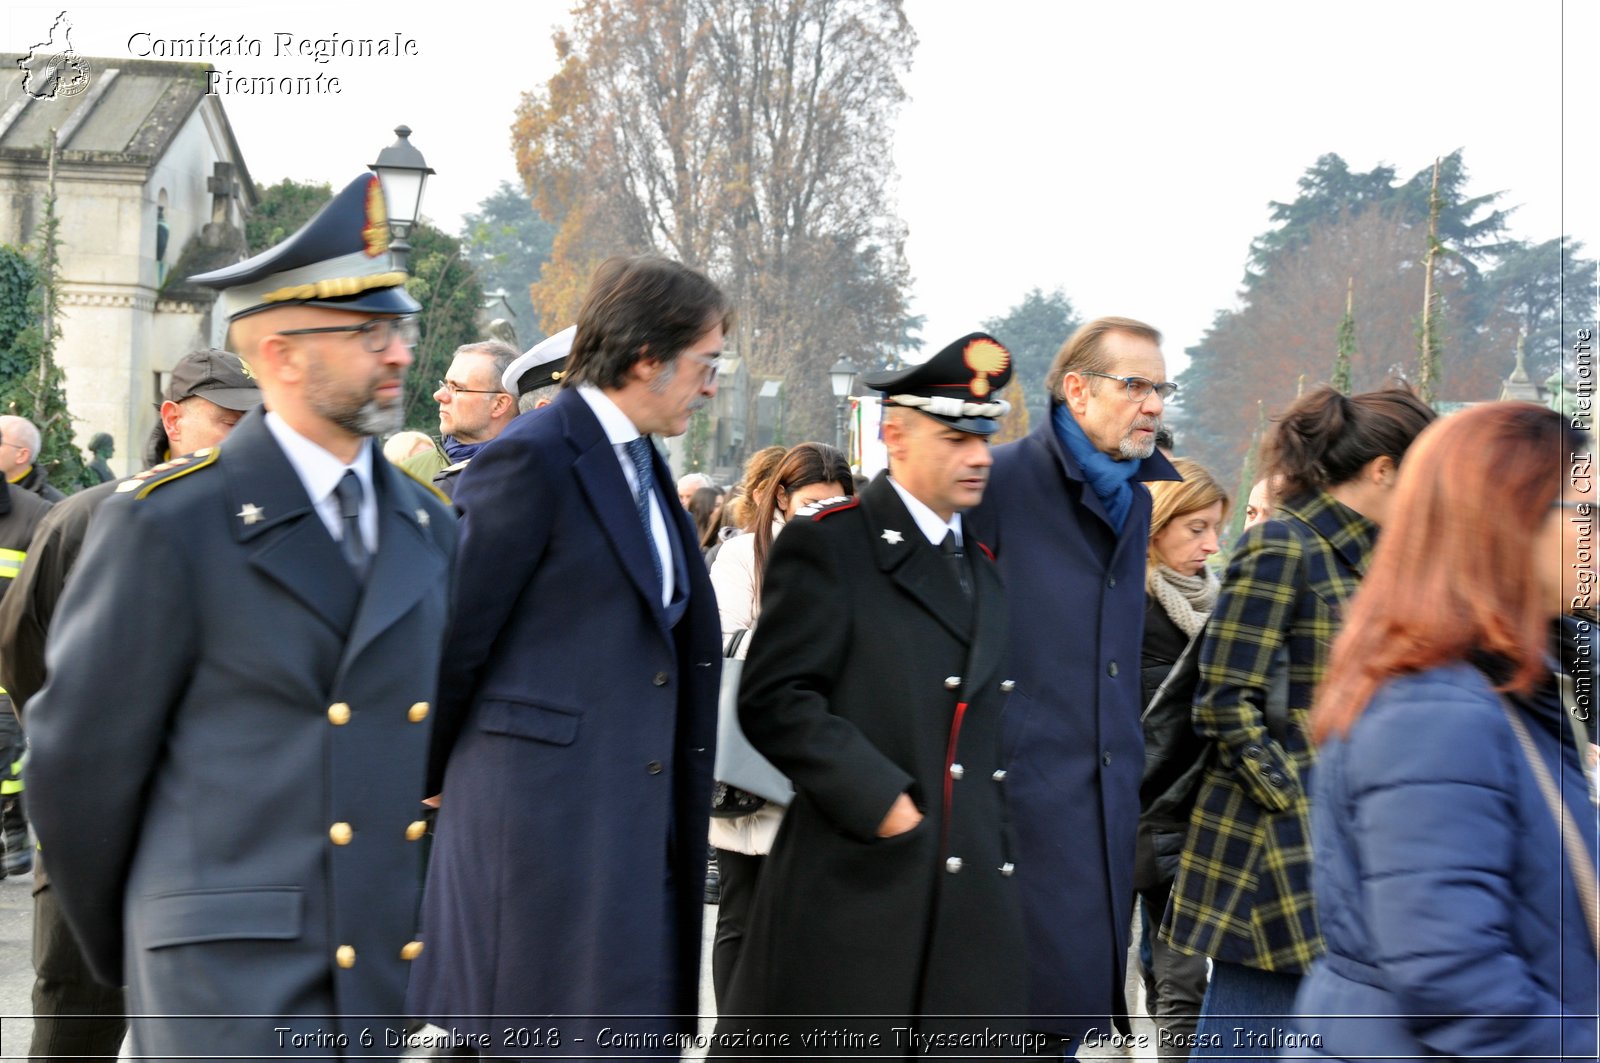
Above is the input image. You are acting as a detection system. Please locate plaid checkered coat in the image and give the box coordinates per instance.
[1161,492,1378,973]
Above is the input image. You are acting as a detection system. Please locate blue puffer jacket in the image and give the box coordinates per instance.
[1295,660,1598,1062]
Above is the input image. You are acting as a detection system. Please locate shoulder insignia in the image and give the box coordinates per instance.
[396,462,451,506]
[117,447,219,499]
[797,496,858,521]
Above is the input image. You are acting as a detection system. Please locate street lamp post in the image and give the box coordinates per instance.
[368,125,434,273]
[829,357,858,453]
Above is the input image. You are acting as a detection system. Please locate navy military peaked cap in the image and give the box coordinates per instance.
[188,174,421,322]
[862,332,1014,436]
[503,325,575,396]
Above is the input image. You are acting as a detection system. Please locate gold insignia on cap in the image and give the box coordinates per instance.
[362,176,389,257]
[963,338,1011,398]
[236,355,255,380]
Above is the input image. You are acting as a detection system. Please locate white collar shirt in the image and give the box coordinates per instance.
[264,411,378,554]
[887,476,963,548]
[577,385,675,606]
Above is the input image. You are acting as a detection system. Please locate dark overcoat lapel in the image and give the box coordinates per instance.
[861,482,972,642]
[222,412,361,636]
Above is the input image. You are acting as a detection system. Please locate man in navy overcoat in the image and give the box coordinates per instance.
[410,256,725,1057]
[967,316,1180,1051]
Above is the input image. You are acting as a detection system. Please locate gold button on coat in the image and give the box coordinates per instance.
[401,940,424,961]
[408,702,430,723]
[405,820,427,841]
[327,703,351,725]
[336,945,356,968]
[329,822,353,845]
[944,676,961,690]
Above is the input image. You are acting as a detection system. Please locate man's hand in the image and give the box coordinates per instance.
[876,793,923,838]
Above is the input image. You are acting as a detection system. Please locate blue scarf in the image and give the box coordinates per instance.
[1053,402,1142,533]
[443,435,487,464]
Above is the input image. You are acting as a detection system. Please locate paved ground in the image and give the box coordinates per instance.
[0,880,1159,1060]
[0,868,36,1057]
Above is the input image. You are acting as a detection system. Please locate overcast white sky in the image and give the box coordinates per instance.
[9,0,1595,370]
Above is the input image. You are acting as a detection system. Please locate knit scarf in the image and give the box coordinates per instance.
[1148,563,1219,639]
[443,435,487,464]
[1053,402,1142,532]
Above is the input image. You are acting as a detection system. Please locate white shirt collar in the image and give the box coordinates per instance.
[577,384,643,445]
[887,476,962,547]
[263,411,375,509]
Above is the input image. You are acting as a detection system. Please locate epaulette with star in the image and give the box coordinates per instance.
[796,496,858,521]
[114,447,220,500]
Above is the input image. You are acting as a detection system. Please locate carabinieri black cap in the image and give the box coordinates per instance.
[862,332,1014,435]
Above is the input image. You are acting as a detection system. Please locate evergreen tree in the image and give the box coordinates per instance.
[0,155,92,492]
[982,287,1080,427]
[460,181,556,347]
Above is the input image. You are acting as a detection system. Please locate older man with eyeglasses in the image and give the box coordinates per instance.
[24,173,457,1059]
[966,315,1183,1055]
[429,340,519,498]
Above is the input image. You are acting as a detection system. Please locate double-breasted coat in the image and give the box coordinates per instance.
[965,409,1179,1041]
[409,386,721,1054]
[24,409,457,1059]
[713,474,1026,1054]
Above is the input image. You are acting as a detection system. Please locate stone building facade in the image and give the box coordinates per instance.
[1,55,254,474]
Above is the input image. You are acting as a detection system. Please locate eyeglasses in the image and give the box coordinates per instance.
[1552,499,1593,511]
[1078,370,1178,402]
[684,352,724,383]
[275,316,420,353]
[437,379,502,397]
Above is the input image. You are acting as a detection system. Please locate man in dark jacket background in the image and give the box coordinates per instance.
[968,316,1180,1052]
[0,415,67,502]
[0,468,52,883]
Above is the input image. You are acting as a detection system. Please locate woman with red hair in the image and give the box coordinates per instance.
[1295,401,1598,1060]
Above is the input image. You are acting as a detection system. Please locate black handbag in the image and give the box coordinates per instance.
[1139,626,1290,828]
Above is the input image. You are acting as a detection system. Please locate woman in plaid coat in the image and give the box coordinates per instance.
[1162,386,1434,1055]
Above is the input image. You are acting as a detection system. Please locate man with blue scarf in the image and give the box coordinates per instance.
[968,316,1181,1055]
[432,339,519,497]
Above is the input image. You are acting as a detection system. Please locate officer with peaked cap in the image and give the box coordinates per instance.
[25,174,457,1059]
[712,333,1029,1055]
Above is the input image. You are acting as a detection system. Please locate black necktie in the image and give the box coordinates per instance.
[334,471,369,582]
[940,530,970,601]
[624,437,663,594]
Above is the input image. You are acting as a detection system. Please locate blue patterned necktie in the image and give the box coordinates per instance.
[333,470,369,582]
[624,437,663,593]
